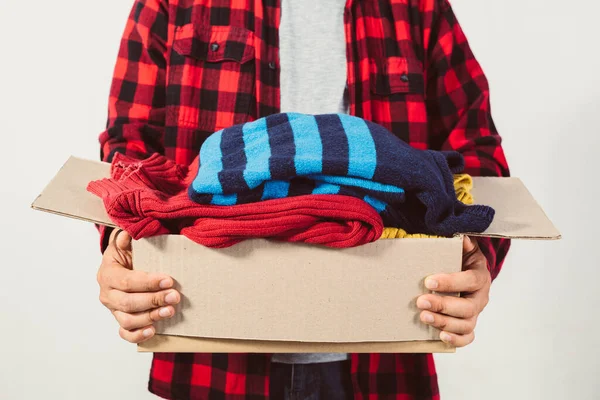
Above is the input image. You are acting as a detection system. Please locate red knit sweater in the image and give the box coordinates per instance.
[87,153,383,248]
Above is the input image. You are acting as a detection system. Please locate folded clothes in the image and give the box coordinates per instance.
[87,153,383,248]
[189,113,494,236]
[381,173,476,239]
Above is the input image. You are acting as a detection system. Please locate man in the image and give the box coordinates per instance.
[96,0,510,398]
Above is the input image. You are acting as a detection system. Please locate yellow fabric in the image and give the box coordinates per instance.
[380,229,439,239]
[453,173,473,205]
[380,174,474,239]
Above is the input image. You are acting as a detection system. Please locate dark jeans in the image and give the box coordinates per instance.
[269,360,353,400]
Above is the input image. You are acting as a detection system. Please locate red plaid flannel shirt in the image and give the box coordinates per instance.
[98,0,511,398]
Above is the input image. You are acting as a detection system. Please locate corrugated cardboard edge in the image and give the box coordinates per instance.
[471,176,561,240]
[138,335,456,353]
[30,156,116,227]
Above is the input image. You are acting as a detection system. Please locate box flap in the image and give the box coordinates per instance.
[133,235,463,343]
[470,177,561,240]
[137,335,455,353]
[31,156,115,227]
[31,157,560,241]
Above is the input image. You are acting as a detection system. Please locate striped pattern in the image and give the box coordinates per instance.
[190,113,401,203]
[189,113,495,236]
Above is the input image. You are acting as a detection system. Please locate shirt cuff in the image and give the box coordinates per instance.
[97,224,115,254]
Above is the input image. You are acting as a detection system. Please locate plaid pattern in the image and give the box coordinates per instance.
[99,0,511,398]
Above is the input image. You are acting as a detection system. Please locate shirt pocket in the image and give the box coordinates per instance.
[368,56,427,145]
[167,24,256,131]
[370,56,424,96]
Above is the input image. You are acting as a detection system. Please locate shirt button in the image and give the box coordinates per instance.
[268,61,276,70]
[400,73,409,82]
[211,42,219,52]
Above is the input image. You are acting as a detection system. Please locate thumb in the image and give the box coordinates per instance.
[114,229,132,251]
[463,235,476,254]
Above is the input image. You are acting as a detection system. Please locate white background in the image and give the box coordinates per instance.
[0,0,598,399]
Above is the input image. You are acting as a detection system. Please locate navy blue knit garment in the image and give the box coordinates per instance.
[189,113,494,236]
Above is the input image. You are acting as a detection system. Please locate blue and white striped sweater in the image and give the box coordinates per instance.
[189,113,495,236]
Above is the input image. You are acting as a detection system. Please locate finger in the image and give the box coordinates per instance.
[463,235,477,254]
[114,230,132,251]
[416,294,478,319]
[104,229,133,269]
[419,311,476,335]
[108,230,133,268]
[119,325,155,344]
[99,265,174,293]
[108,289,180,313]
[424,268,488,293]
[113,306,175,331]
[439,331,475,348]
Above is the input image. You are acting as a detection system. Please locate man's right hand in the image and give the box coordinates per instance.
[97,229,180,343]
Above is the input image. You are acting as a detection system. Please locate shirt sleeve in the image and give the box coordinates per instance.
[97,0,169,253]
[424,0,510,280]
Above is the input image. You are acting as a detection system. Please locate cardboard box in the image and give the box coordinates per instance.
[32,157,561,354]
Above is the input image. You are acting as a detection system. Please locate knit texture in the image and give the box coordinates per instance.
[87,153,383,248]
[189,113,494,236]
[381,173,474,239]
[452,173,474,205]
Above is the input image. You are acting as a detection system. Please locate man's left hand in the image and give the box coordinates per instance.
[416,236,491,347]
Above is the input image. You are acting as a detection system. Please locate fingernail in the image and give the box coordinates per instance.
[440,332,452,343]
[425,278,438,290]
[159,307,172,318]
[417,298,432,310]
[142,328,154,338]
[159,279,172,289]
[422,313,435,323]
[165,291,178,304]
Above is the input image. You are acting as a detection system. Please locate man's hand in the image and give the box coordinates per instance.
[97,229,181,343]
[416,236,491,347]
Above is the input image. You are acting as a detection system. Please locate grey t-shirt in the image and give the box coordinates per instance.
[271,0,349,364]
